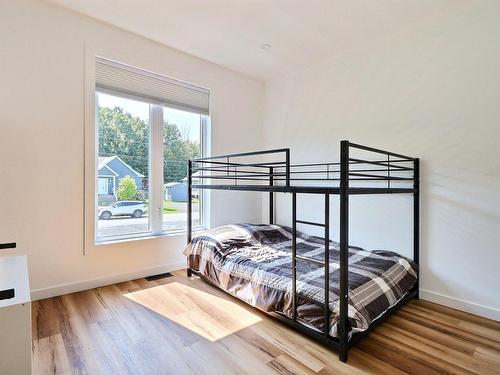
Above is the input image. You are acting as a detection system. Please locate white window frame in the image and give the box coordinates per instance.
[84,47,210,252]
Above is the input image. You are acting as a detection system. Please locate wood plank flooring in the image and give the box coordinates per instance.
[32,270,500,374]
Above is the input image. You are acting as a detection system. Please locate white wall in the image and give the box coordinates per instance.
[1,0,498,321]
[262,2,500,320]
[0,0,263,299]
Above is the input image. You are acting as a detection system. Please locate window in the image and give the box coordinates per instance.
[162,107,203,232]
[92,57,209,243]
[96,93,150,239]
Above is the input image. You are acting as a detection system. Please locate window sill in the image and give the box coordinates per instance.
[87,227,206,253]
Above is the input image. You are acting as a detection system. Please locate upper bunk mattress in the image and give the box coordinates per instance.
[184,223,418,337]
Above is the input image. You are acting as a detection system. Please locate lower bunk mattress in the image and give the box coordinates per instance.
[184,223,418,337]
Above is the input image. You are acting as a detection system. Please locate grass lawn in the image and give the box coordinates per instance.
[162,201,179,214]
[162,199,198,214]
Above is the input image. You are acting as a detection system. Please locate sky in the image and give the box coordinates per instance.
[97,92,201,143]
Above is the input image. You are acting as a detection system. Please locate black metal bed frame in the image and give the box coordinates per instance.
[186,140,419,362]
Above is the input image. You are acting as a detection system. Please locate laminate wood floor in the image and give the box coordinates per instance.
[32,270,500,374]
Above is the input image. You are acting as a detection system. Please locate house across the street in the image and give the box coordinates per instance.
[164,181,188,202]
[164,171,202,202]
[98,155,146,204]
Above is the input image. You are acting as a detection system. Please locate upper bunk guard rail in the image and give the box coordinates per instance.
[347,141,415,160]
[191,148,290,162]
[187,140,420,363]
[189,141,418,195]
[191,148,291,189]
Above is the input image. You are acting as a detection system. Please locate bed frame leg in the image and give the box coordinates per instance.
[187,268,192,277]
[413,158,420,300]
[339,140,350,364]
[339,346,348,362]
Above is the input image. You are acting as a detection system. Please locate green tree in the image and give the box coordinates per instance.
[117,176,139,201]
[163,122,200,183]
[98,106,200,184]
[98,106,149,176]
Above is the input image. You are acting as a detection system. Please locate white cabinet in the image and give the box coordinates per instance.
[0,256,32,375]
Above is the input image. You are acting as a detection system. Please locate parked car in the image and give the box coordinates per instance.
[98,201,146,219]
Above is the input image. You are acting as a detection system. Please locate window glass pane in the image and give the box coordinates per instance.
[162,107,202,232]
[96,92,150,239]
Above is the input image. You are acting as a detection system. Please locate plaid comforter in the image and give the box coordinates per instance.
[184,224,417,337]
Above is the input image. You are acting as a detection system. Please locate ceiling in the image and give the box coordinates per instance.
[44,0,455,81]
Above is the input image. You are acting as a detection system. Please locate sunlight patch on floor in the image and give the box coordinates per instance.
[124,282,262,342]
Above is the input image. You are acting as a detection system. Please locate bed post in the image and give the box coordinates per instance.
[291,192,297,321]
[285,149,290,188]
[269,166,274,225]
[324,193,330,338]
[413,158,420,298]
[187,159,193,277]
[339,140,349,362]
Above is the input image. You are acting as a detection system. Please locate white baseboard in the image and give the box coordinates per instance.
[420,289,500,322]
[30,261,186,301]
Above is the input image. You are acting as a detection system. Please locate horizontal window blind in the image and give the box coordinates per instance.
[95,57,210,115]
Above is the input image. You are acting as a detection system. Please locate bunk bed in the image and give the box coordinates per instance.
[184,140,419,362]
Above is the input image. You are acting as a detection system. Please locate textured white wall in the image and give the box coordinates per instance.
[0,0,263,298]
[262,2,500,320]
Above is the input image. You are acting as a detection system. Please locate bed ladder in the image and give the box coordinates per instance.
[291,192,330,338]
